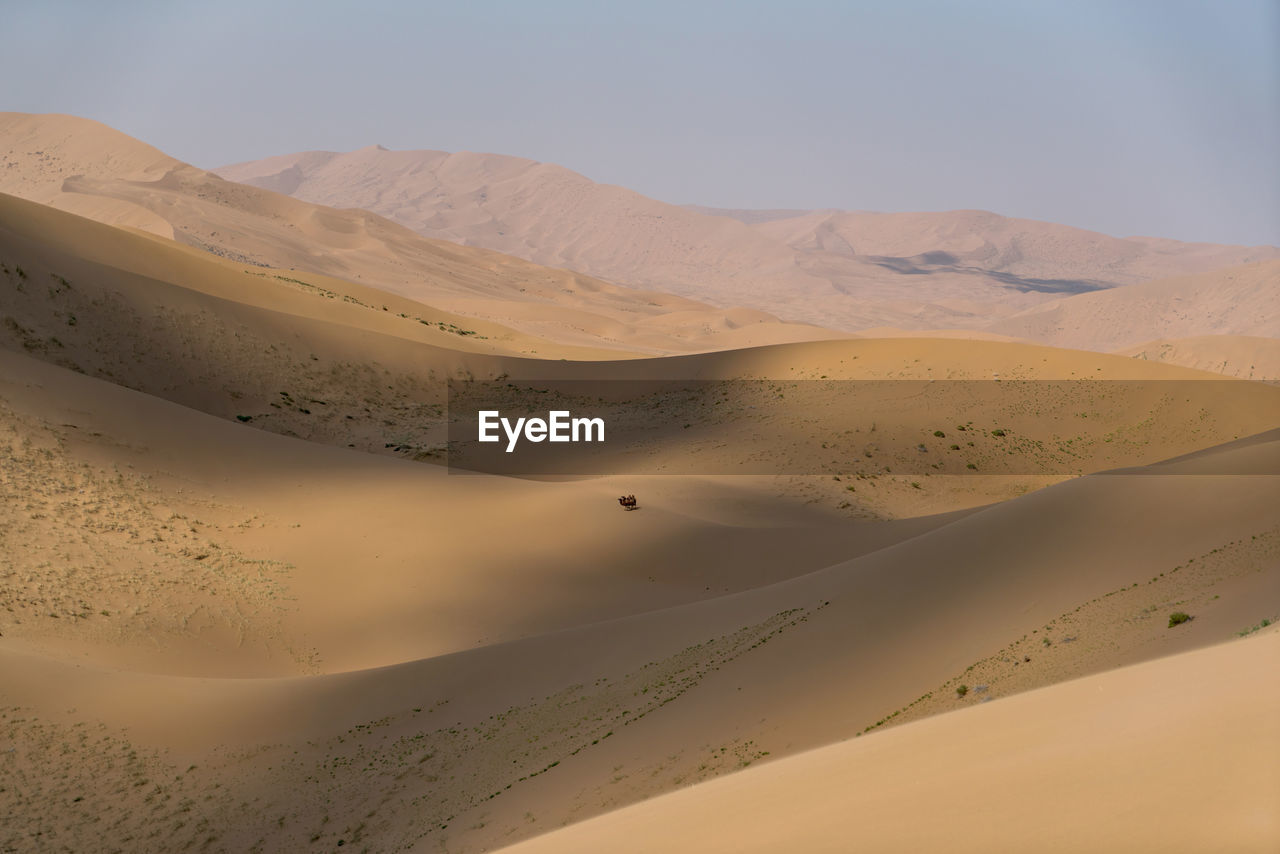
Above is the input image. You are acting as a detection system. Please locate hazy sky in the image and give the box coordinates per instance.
[4,0,1278,245]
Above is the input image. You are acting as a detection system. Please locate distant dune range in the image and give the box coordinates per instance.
[988,261,1280,349]
[853,261,1280,379]
[4,111,1275,375]
[0,112,838,356]
[215,144,1278,346]
[2,111,1277,852]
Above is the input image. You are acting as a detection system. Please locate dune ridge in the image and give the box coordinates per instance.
[493,630,1280,854]
[0,113,838,355]
[989,260,1280,351]
[216,144,1278,336]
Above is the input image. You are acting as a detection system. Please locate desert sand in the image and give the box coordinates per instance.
[493,630,1280,854]
[0,113,837,356]
[1118,334,1280,381]
[3,328,1275,849]
[989,260,1280,351]
[216,144,1279,336]
[2,115,1277,853]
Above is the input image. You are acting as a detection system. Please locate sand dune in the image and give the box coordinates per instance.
[216,144,1277,336]
[748,207,1275,286]
[0,113,836,355]
[4,116,1277,853]
[494,631,1280,854]
[988,260,1280,351]
[3,268,1276,847]
[5,347,965,676]
[9,111,1272,349]
[3,311,1273,677]
[1119,334,1280,381]
[0,111,178,239]
[3,373,1275,849]
[12,188,1270,477]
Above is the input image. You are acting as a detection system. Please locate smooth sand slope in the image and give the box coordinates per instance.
[494,630,1280,854]
[745,206,1276,285]
[990,260,1280,351]
[862,263,1280,368]
[215,144,1278,334]
[0,113,836,354]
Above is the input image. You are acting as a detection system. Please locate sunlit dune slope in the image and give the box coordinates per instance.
[749,207,1276,285]
[0,113,836,353]
[989,260,1280,351]
[217,144,1278,334]
[1119,334,1280,381]
[493,631,1280,854]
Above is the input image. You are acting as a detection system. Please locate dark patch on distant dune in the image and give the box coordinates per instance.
[866,255,1115,294]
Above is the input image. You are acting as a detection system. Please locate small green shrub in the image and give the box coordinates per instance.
[933,430,946,438]
[955,685,969,698]
[1168,612,1192,628]
[1237,617,1274,637]
[990,429,1006,437]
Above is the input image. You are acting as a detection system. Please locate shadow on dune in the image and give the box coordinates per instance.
[867,253,1113,294]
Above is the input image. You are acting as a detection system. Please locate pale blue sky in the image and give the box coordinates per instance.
[3,0,1278,245]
